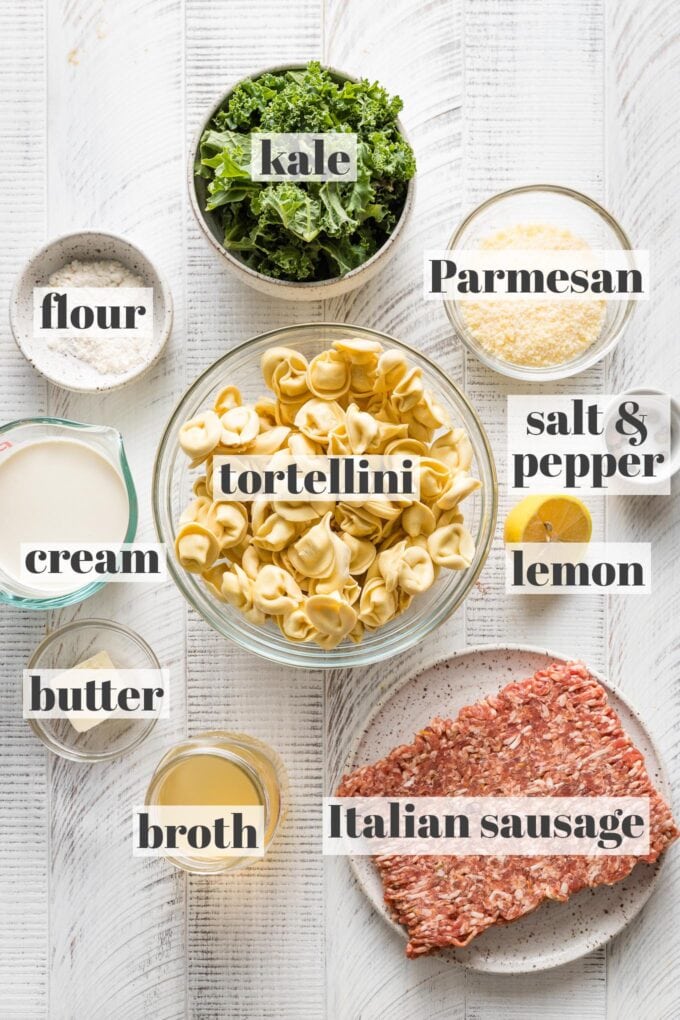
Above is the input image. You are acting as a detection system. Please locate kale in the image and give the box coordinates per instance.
[195,62,415,282]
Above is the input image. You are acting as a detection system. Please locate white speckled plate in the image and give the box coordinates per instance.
[342,645,673,974]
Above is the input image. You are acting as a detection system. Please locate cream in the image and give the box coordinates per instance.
[0,438,129,594]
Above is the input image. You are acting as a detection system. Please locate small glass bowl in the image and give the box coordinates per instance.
[144,731,286,875]
[0,418,137,610]
[444,185,636,381]
[153,322,498,668]
[27,619,160,762]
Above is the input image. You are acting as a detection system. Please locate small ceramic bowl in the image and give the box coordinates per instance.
[189,64,416,301]
[27,619,161,763]
[603,387,680,489]
[10,230,173,392]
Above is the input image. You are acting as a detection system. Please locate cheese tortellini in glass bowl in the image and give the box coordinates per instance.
[154,324,497,667]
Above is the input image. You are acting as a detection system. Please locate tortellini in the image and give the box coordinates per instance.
[306,593,357,644]
[214,503,249,549]
[214,385,242,416]
[252,511,297,552]
[346,404,379,454]
[179,411,221,460]
[287,512,350,585]
[175,338,483,649]
[340,533,376,574]
[249,425,290,455]
[428,522,476,569]
[307,350,351,401]
[436,471,482,510]
[219,405,260,448]
[253,564,302,616]
[174,522,220,573]
[221,564,265,624]
[262,347,309,401]
[359,576,397,629]
[402,501,437,538]
[294,398,345,445]
[377,540,435,595]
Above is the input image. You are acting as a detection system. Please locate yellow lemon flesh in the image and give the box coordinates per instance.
[504,495,592,544]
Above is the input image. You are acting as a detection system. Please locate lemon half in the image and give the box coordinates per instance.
[504,495,592,544]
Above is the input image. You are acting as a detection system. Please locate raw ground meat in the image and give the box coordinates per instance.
[336,661,678,957]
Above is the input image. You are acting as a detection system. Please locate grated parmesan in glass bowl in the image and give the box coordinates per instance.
[444,185,637,382]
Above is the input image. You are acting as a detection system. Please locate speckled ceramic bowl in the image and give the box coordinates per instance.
[341,646,673,973]
[189,64,416,300]
[10,230,173,392]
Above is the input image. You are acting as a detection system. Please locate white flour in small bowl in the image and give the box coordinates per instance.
[47,258,152,376]
[11,230,172,393]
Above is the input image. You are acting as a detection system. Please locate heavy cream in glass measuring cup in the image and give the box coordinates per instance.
[0,418,137,607]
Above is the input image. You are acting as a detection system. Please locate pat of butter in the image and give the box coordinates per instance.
[52,650,118,733]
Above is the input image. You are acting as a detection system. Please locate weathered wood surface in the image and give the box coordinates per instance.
[0,0,677,1017]
[604,2,680,1019]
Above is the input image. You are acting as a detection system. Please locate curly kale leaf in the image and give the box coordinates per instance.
[254,183,322,244]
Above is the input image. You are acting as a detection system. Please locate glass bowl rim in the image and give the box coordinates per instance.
[0,417,138,610]
[443,183,636,382]
[152,321,498,668]
[26,617,160,762]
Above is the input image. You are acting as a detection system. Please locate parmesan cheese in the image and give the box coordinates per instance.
[461,223,605,368]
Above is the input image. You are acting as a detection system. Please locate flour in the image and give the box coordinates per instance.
[47,259,152,376]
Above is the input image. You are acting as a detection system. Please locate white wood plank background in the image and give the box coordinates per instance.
[0,0,678,1017]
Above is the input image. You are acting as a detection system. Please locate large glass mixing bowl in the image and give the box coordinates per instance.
[153,324,497,668]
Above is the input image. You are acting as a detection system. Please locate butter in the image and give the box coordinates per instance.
[52,650,118,733]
